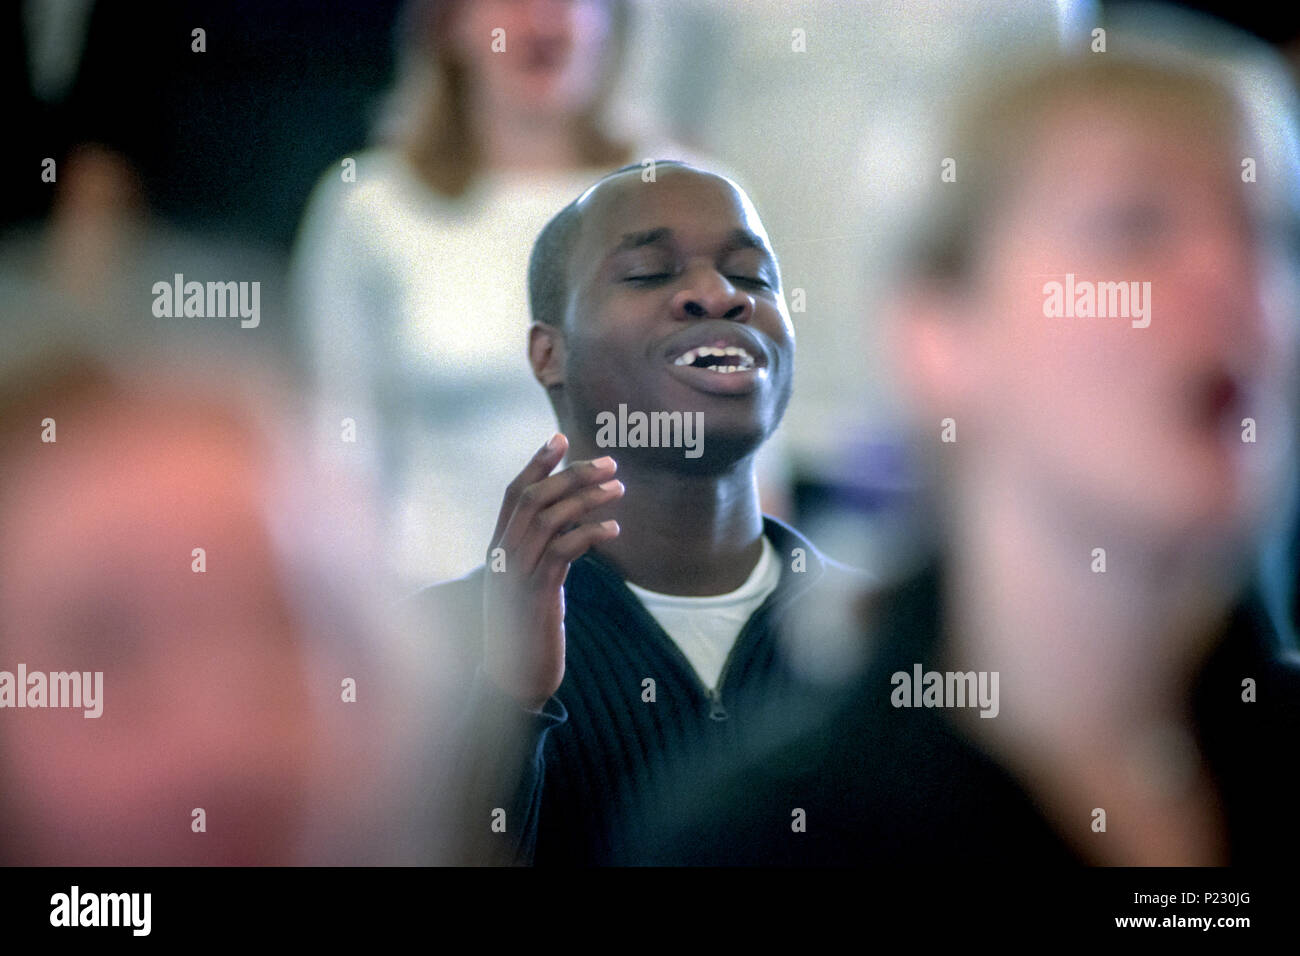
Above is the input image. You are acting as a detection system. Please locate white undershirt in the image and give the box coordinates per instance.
[624,536,782,690]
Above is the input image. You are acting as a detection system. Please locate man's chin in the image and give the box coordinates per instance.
[611,427,768,476]
[571,385,784,472]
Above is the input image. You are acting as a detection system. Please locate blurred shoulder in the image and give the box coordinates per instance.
[406,566,486,626]
[401,567,488,679]
[298,148,429,225]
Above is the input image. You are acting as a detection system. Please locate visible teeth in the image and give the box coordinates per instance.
[672,345,757,369]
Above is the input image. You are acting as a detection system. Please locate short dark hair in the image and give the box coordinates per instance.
[527,160,697,327]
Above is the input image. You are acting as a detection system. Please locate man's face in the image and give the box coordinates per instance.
[558,166,796,468]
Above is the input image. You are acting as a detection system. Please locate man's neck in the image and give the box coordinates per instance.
[579,451,766,596]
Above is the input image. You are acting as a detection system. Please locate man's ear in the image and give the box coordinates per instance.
[529,322,566,389]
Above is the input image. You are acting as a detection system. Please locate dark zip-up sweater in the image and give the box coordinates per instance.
[416,516,869,866]
[622,562,1300,866]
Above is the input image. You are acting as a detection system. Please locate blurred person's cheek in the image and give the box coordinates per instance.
[971,190,1156,502]
[0,454,317,864]
[0,545,313,865]
[556,1,613,106]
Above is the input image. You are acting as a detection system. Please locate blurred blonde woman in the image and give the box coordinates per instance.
[632,41,1300,868]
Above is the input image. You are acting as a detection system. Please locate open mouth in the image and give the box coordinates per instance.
[671,345,758,374]
[1192,368,1244,419]
[661,323,772,395]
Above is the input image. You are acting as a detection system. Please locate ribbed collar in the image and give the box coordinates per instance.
[562,515,834,616]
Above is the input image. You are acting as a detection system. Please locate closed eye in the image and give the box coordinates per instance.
[729,276,771,290]
[624,273,673,284]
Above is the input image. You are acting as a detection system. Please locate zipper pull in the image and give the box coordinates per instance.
[707,688,728,721]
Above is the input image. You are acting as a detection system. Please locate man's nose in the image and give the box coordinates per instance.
[671,267,754,322]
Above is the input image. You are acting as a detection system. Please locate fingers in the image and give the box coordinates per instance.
[536,519,621,589]
[492,433,568,547]
[514,478,625,572]
[498,455,619,556]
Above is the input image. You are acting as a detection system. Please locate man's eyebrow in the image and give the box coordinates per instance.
[718,229,772,259]
[610,228,674,254]
[604,226,776,267]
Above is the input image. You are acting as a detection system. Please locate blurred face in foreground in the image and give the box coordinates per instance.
[0,396,315,864]
[905,75,1296,549]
